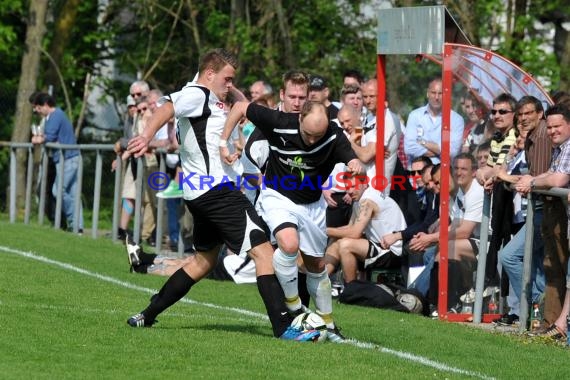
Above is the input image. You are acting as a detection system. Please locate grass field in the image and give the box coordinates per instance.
[1,221,568,379]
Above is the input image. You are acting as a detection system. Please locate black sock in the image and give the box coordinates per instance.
[298,272,311,308]
[257,274,292,337]
[142,268,196,321]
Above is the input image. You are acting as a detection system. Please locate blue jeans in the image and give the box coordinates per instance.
[408,245,437,297]
[52,155,83,230]
[498,209,545,304]
[167,198,180,245]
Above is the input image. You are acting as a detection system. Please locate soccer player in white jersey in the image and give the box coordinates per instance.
[125,48,319,342]
[221,100,363,342]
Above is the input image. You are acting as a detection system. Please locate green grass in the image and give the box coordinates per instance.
[1,220,568,379]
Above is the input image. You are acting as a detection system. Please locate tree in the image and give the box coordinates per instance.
[11,0,47,209]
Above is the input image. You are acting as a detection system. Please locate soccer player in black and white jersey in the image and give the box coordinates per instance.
[221,100,363,342]
[125,48,320,342]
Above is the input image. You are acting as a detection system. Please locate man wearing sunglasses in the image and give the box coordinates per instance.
[476,92,518,292]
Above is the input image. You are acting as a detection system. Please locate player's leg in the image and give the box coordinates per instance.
[127,246,219,327]
[273,226,303,313]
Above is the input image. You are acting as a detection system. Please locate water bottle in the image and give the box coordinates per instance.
[488,291,498,314]
[530,303,541,332]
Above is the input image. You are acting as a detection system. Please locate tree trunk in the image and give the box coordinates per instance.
[11,0,48,210]
[44,0,80,98]
[558,27,570,92]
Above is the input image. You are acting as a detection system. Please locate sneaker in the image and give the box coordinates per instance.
[125,235,142,267]
[493,313,519,326]
[127,313,156,327]
[326,325,346,343]
[429,304,439,319]
[460,288,476,303]
[157,181,184,199]
[288,304,312,318]
[280,326,320,342]
[483,286,500,298]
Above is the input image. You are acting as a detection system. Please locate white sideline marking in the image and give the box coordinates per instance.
[1,245,494,380]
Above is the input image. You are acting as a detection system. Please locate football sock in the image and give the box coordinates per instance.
[273,248,301,312]
[142,268,195,320]
[306,269,334,328]
[257,274,293,337]
[298,272,311,307]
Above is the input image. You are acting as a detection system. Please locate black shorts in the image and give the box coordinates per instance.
[185,184,269,254]
[364,241,401,269]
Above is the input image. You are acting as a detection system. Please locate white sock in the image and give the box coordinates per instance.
[307,269,334,328]
[273,248,301,311]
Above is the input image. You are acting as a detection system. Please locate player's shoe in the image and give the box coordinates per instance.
[125,235,142,268]
[127,313,156,328]
[326,325,346,343]
[288,304,312,318]
[279,326,320,342]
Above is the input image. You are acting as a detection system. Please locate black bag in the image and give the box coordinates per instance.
[338,280,425,314]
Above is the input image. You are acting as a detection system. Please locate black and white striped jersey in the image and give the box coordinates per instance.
[166,83,241,200]
[246,103,357,204]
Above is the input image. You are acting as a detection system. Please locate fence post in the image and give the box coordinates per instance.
[54,150,64,229]
[9,146,17,223]
[91,150,102,238]
[519,193,535,333]
[133,157,144,243]
[473,191,491,323]
[74,154,83,234]
[112,155,122,241]
[24,146,34,224]
[38,148,48,225]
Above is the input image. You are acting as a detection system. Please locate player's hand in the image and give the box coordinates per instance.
[323,189,337,207]
[382,232,399,249]
[127,135,150,158]
[342,192,352,205]
[219,145,239,165]
[347,159,363,175]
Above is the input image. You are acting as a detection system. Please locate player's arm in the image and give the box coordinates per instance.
[128,102,174,158]
[326,199,377,239]
[220,101,250,164]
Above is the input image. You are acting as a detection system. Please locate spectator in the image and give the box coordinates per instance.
[354,78,398,195]
[462,92,491,153]
[308,74,339,121]
[476,93,519,289]
[404,77,465,166]
[474,141,491,169]
[409,154,483,313]
[325,173,407,283]
[31,92,84,233]
[516,103,570,333]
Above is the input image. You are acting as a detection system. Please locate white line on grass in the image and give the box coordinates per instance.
[1,245,494,380]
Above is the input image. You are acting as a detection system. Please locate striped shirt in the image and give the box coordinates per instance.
[487,128,517,167]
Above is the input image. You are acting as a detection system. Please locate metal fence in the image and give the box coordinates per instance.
[1,141,177,253]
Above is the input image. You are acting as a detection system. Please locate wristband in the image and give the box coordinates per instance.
[219,139,228,147]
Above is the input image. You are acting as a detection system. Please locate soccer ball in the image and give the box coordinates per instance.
[291,312,328,342]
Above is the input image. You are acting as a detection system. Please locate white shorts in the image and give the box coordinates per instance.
[257,188,327,257]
